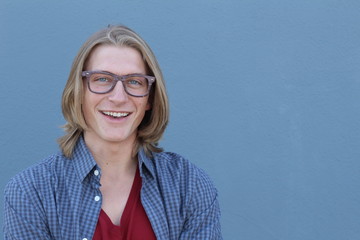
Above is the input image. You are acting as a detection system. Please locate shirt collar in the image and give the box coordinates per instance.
[70,136,156,181]
[138,147,156,178]
[71,136,97,182]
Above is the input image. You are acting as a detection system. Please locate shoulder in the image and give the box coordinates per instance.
[151,151,218,203]
[4,152,66,200]
[152,151,214,180]
[152,151,202,175]
[3,152,73,239]
[149,151,221,234]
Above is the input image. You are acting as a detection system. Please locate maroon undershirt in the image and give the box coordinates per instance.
[93,167,156,240]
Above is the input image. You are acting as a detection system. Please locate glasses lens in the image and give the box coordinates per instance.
[123,76,149,96]
[86,72,151,96]
[88,73,114,93]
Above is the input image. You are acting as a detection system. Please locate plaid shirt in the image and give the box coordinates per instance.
[4,137,222,239]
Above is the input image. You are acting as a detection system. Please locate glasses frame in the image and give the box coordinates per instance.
[82,70,156,97]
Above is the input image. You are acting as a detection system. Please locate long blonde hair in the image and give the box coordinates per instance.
[58,25,169,158]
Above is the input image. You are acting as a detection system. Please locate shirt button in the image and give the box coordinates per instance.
[82,238,88,240]
[94,195,101,202]
[94,170,99,176]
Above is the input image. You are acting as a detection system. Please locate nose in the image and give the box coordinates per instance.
[108,81,128,103]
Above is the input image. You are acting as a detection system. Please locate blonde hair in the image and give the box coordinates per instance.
[58,25,169,158]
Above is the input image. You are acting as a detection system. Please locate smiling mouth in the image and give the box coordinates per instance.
[101,111,130,118]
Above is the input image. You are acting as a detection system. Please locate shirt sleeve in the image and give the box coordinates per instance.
[179,168,223,240]
[3,177,52,240]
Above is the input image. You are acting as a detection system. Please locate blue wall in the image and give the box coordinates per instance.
[1,0,360,239]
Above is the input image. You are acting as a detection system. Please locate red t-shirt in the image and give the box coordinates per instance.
[93,168,156,240]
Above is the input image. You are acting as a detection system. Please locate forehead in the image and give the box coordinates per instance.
[85,45,146,74]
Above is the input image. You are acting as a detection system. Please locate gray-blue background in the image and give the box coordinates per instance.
[1,0,360,239]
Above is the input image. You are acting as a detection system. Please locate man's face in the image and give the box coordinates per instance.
[82,45,150,146]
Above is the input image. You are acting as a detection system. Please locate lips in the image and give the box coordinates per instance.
[101,111,130,118]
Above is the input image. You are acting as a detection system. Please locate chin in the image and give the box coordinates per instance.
[102,132,136,144]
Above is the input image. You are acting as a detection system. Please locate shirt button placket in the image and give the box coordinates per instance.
[94,169,101,202]
[85,168,101,240]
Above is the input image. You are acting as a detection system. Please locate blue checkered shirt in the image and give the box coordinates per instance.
[4,137,222,239]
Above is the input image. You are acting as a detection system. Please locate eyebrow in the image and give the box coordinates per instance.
[87,70,149,77]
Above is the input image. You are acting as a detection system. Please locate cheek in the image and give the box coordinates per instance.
[82,93,91,114]
[143,96,151,110]
[81,98,91,125]
[145,101,151,111]
[82,92,99,118]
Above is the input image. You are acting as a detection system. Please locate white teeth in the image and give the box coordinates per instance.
[103,111,129,118]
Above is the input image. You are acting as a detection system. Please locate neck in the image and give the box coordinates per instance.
[83,132,138,176]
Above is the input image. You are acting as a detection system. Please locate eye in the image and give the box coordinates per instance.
[94,77,110,82]
[126,76,147,87]
[90,73,114,85]
[127,79,142,85]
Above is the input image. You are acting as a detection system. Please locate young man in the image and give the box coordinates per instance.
[4,25,222,239]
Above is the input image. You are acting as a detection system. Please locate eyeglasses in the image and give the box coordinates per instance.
[82,71,155,97]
